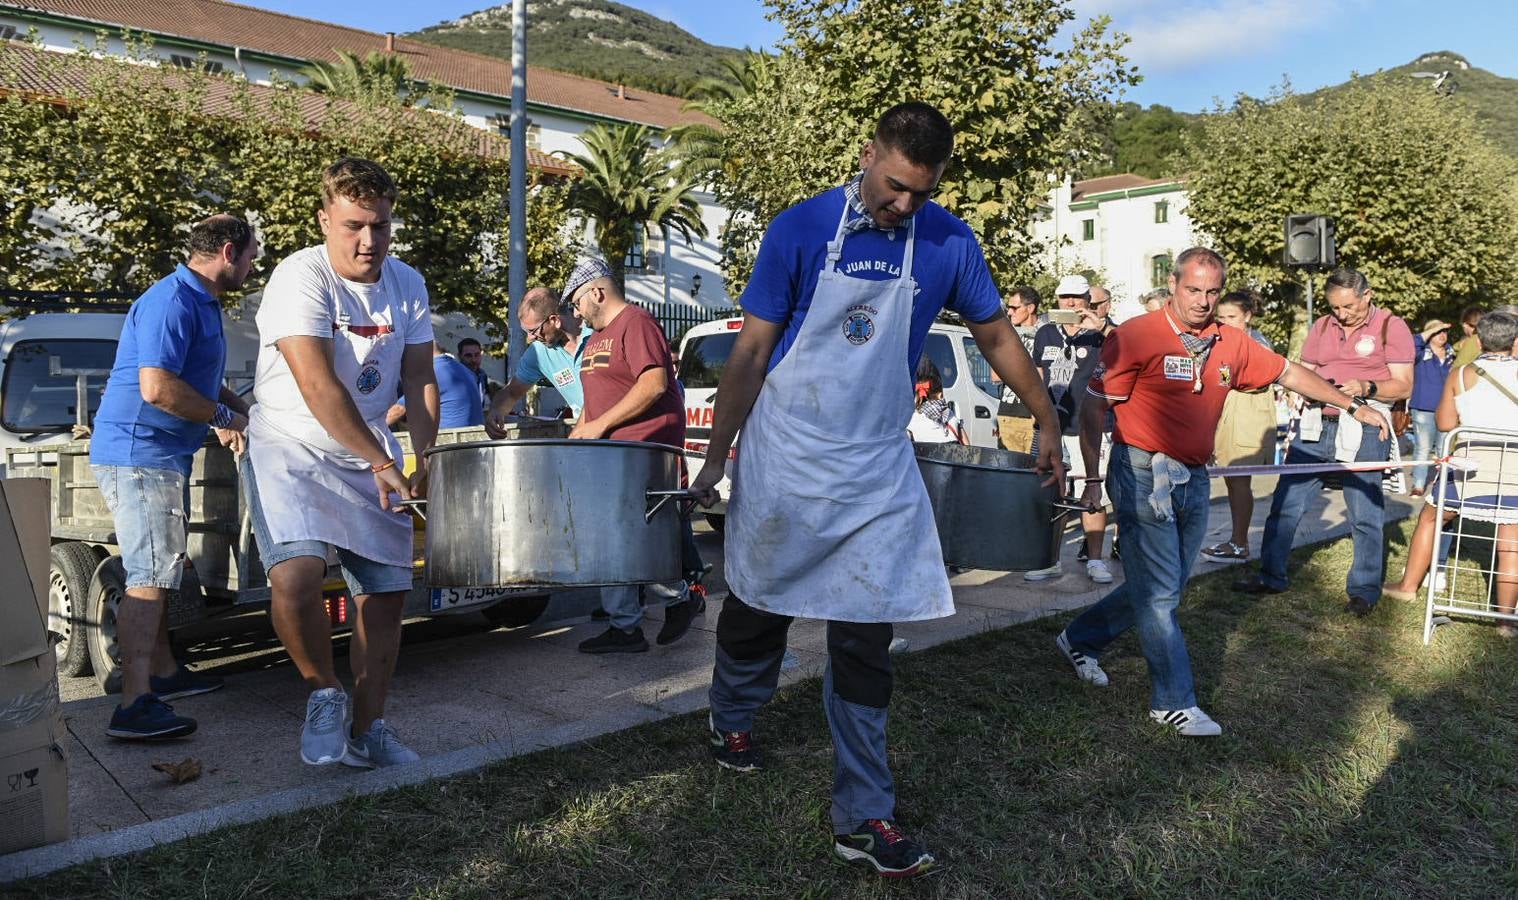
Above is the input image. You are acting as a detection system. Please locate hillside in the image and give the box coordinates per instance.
[411,0,746,99]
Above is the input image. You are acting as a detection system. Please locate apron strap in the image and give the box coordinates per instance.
[825,195,852,270]
[900,216,916,284]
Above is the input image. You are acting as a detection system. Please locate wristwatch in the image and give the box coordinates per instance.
[1347,396,1366,414]
[1366,380,1378,398]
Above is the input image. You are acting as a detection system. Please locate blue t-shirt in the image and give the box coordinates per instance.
[740,187,1002,374]
[1410,334,1452,412]
[90,265,226,475]
[397,354,485,428]
[515,324,590,414]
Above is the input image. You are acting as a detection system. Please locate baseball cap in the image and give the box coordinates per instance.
[1055,274,1090,297]
[560,257,612,305]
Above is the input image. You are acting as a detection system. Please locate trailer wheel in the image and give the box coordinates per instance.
[481,593,550,629]
[49,542,99,677]
[87,557,128,695]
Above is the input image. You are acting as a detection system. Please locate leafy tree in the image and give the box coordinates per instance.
[300,50,419,101]
[1180,77,1518,346]
[701,0,1137,296]
[668,52,766,184]
[1084,102,1195,179]
[558,123,707,290]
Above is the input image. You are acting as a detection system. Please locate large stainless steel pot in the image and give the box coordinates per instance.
[914,442,1088,572]
[418,439,688,588]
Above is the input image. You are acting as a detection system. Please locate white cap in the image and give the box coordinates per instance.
[1055,274,1090,297]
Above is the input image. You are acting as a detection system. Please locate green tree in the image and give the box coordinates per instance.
[1180,77,1518,346]
[702,0,1136,295]
[1084,102,1195,179]
[300,50,418,100]
[668,52,767,184]
[558,123,708,290]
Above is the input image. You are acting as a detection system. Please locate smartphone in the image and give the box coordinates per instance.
[1047,309,1082,326]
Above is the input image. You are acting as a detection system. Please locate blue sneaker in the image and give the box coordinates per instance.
[301,687,351,766]
[150,665,225,701]
[343,718,421,768]
[106,694,196,740]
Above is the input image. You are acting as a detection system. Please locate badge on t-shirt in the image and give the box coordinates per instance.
[1355,335,1377,357]
[1041,345,1061,362]
[552,367,575,388]
[1218,364,1232,387]
[1163,355,1195,381]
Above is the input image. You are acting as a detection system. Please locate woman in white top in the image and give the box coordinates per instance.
[1385,309,1518,636]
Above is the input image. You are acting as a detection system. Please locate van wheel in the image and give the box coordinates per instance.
[87,557,128,695]
[49,542,99,677]
[481,593,550,629]
[705,513,726,533]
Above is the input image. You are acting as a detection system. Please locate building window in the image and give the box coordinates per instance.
[625,229,646,272]
[0,25,18,41]
[168,54,224,74]
[1151,253,1173,288]
[1154,200,1169,224]
[1081,219,1095,241]
[492,115,540,150]
[527,123,541,151]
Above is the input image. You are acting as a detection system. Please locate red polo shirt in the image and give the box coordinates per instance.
[1087,309,1288,465]
[1300,305,1414,385]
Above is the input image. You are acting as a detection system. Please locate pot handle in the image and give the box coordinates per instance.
[645,489,698,523]
[1049,499,1100,523]
[394,498,428,520]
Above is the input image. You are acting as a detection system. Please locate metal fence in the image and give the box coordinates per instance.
[1421,426,1518,643]
[632,300,739,345]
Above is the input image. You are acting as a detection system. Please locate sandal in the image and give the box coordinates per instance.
[1200,541,1250,563]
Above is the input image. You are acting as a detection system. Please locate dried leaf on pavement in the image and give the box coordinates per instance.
[151,758,202,785]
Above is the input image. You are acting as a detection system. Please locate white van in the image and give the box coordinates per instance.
[676,315,1003,530]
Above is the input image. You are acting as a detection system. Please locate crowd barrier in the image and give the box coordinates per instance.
[1421,426,1518,644]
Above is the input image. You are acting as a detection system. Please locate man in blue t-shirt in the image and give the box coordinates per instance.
[89,214,258,741]
[688,102,1062,879]
[485,286,591,434]
[387,342,486,429]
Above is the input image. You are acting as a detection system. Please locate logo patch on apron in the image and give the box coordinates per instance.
[842,311,875,345]
[356,364,383,394]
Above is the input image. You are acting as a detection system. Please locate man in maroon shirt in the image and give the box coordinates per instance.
[563,258,701,652]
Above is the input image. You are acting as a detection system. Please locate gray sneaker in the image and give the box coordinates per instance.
[300,687,351,766]
[343,718,421,768]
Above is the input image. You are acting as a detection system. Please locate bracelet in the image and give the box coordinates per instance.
[1082,477,1104,483]
[371,459,396,474]
[209,403,234,428]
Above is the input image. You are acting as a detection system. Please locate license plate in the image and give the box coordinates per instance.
[429,586,515,611]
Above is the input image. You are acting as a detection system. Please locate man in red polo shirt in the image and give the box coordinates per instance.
[1054,248,1387,736]
[1234,268,1413,617]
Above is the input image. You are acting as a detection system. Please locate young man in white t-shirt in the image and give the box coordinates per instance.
[245,158,438,768]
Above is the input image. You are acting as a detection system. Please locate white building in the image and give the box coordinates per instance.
[1033,174,1198,304]
[0,0,733,312]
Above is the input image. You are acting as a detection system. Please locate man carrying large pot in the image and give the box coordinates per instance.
[688,102,1061,878]
[563,258,704,652]
[245,157,438,768]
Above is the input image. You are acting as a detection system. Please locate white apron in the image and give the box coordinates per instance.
[246,319,414,568]
[724,203,953,622]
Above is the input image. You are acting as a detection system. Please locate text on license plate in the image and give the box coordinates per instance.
[430,586,516,611]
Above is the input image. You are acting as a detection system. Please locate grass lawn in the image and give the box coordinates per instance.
[14,518,1518,898]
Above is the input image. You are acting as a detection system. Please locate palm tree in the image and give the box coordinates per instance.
[667,52,768,184]
[301,50,415,101]
[558,123,708,291]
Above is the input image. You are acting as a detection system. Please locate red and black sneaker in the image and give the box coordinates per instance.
[708,714,763,772]
[834,819,936,878]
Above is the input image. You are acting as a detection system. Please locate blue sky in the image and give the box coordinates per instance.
[246,0,1517,112]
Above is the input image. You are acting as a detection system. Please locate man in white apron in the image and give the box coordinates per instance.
[245,158,439,768]
[689,103,1061,878]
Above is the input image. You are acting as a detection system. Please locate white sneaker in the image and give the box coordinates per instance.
[1055,631,1109,687]
[1024,563,1063,582]
[1150,706,1223,736]
[1086,559,1114,584]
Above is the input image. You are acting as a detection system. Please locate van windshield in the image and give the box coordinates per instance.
[679,332,738,390]
[1,339,117,433]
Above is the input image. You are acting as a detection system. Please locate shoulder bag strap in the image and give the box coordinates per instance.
[1470,363,1518,408]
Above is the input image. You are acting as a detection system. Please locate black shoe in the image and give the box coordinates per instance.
[590,606,609,621]
[1232,574,1284,595]
[577,625,648,654]
[106,694,196,741]
[834,819,936,878]
[656,593,706,646]
[149,665,224,701]
[708,714,763,772]
[1346,596,1376,618]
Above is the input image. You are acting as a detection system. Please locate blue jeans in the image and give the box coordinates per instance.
[1410,408,1443,490]
[92,464,191,590]
[601,581,687,631]
[1064,444,1211,711]
[1259,417,1390,602]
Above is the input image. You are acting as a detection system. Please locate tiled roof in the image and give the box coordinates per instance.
[0,39,579,174]
[3,0,712,129]
[1070,173,1178,200]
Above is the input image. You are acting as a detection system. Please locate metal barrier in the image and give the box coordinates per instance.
[631,300,740,344]
[1421,425,1518,643]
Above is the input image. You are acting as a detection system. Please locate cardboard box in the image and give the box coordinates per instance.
[0,652,62,757]
[0,478,51,666]
[0,739,69,855]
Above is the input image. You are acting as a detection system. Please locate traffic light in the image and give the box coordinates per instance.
[1283,214,1336,269]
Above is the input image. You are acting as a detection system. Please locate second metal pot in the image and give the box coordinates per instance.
[420,439,687,588]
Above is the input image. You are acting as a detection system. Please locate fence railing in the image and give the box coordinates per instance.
[631,300,739,345]
[1422,425,1518,644]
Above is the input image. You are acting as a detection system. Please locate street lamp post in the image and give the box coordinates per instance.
[506,0,527,375]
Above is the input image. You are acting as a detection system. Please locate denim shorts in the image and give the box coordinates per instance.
[92,464,190,591]
[240,456,413,597]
